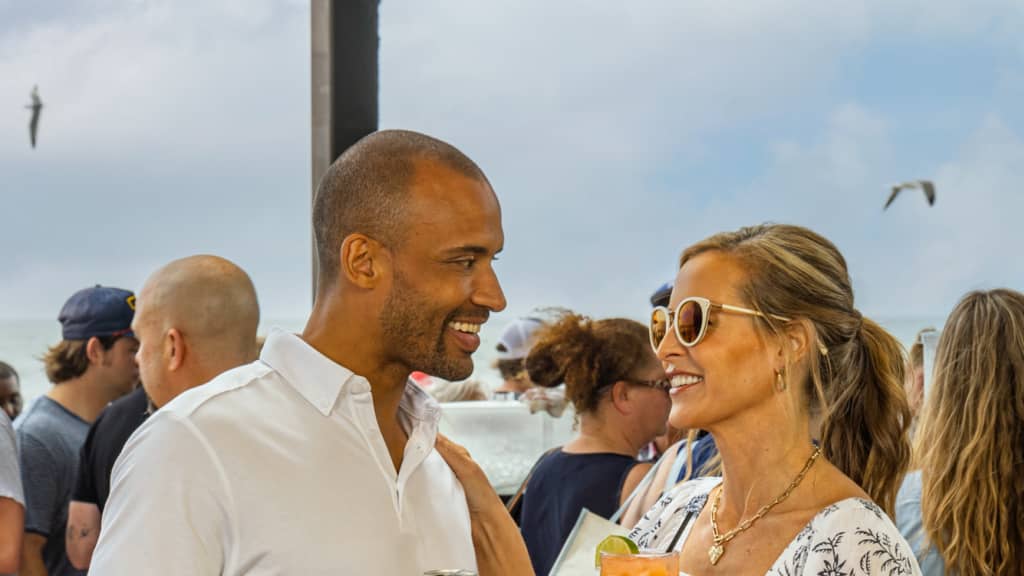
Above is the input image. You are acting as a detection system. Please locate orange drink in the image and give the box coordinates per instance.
[599,551,680,576]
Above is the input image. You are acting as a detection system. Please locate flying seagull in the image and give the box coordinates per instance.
[26,85,43,149]
[884,180,935,210]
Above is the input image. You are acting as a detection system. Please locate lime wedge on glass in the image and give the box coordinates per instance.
[594,535,640,567]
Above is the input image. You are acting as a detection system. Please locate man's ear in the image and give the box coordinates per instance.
[340,234,389,289]
[166,328,186,372]
[85,336,106,365]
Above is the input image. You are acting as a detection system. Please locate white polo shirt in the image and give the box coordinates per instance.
[91,330,477,575]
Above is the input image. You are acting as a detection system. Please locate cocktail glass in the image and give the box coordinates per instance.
[599,551,680,576]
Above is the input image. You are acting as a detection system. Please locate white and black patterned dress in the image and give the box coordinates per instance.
[629,477,922,575]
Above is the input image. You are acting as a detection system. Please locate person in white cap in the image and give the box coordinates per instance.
[491,317,545,399]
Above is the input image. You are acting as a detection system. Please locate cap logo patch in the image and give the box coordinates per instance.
[126,295,136,310]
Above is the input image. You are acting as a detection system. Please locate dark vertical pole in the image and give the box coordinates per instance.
[311,0,379,299]
[329,0,379,162]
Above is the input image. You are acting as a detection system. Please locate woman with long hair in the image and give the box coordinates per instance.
[625,223,918,574]
[516,313,671,576]
[436,223,921,575]
[896,289,1024,574]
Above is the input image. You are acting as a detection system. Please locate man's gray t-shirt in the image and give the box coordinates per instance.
[1,410,23,505]
[15,396,89,576]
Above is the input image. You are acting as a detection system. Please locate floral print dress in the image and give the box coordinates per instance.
[629,477,922,575]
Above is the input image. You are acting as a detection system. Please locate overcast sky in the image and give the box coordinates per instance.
[1,0,1022,328]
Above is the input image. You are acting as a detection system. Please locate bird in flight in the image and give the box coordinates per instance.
[26,85,43,149]
[884,180,935,210]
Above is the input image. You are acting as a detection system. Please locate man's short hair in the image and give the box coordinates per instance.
[312,129,488,283]
[0,360,17,382]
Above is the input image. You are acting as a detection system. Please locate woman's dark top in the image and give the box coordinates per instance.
[518,449,639,576]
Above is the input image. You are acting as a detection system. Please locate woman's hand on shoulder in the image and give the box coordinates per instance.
[435,434,504,515]
[435,434,536,576]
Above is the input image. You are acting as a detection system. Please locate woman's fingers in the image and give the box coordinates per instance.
[435,434,473,470]
[436,434,485,485]
[435,434,503,511]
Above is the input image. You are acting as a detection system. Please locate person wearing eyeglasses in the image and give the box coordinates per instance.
[620,281,716,529]
[628,224,920,574]
[436,223,922,576]
[515,313,671,576]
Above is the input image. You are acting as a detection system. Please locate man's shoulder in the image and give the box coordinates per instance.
[0,410,13,441]
[13,398,62,441]
[0,411,16,458]
[119,361,279,462]
[158,359,277,420]
[112,363,280,488]
[13,404,64,467]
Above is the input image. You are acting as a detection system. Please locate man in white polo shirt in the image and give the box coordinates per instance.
[90,129,507,575]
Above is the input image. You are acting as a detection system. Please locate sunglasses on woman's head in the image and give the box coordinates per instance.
[649,296,790,352]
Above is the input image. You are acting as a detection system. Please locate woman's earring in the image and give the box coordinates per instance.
[774,369,787,392]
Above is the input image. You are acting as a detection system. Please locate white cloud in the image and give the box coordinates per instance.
[0,0,313,321]
[375,0,1024,323]
[0,256,157,318]
[1,0,1022,327]
[693,103,1024,318]
[0,0,308,163]
[906,115,1024,301]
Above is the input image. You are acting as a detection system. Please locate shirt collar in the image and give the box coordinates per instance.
[260,329,441,425]
[399,378,441,428]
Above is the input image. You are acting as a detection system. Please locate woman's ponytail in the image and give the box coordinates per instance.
[818,316,912,515]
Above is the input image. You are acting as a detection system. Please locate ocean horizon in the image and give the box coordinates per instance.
[1,314,944,410]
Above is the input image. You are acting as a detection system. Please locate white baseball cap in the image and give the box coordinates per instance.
[494,317,546,360]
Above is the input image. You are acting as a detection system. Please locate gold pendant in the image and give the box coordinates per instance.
[709,543,724,565]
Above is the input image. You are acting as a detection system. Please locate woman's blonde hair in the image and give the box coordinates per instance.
[679,223,911,514]
[914,289,1024,574]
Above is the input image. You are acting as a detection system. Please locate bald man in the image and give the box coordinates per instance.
[66,255,259,570]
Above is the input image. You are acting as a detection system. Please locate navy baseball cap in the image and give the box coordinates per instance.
[58,285,136,341]
[650,282,672,308]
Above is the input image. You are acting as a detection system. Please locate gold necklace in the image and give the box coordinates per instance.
[707,445,821,566]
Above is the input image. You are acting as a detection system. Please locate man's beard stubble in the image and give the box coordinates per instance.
[380,275,474,381]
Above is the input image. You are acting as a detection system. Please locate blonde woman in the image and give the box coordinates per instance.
[438,224,921,575]
[625,224,919,574]
[896,289,1024,574]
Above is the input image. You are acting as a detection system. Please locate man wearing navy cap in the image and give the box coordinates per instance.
[15,285,139,576]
